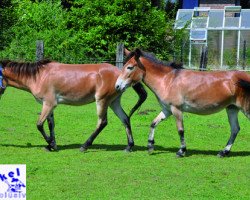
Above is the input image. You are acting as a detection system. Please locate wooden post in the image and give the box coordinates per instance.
[36,40,44,61]
[116,43,124,68]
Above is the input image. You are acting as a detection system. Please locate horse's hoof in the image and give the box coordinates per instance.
[50,144,58,151]
[43,145,52,152]
[176,151,186,158]
[176,154,185,158]
[148,148,154,155]
[124,147,132,153]
[217,150,230,158]
[80,146,87,152]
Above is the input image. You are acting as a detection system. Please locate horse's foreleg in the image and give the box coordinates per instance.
[148,111,170,154]
[37,102,56,151]
[171,106,186,157]
[46,112,57,150]
[218,106,240,157]
[129,82,147,118]
[80,100,108,152]
[110,97,134,152]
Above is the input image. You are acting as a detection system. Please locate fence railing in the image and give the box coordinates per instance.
[35,40,124,68]
[1,40,249,71]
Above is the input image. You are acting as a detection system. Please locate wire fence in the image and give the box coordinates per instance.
[0,41,124,67]
[1,36,249,71]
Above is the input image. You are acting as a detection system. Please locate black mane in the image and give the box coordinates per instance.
[125,49,184,70]
[0,59,52,77]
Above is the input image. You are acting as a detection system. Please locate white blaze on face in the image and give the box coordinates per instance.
[115,64,136,91]
[115,77,130,92]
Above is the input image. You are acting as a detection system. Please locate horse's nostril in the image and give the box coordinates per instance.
[116,85,120,90]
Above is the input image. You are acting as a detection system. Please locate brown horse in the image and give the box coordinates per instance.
[115,48,250,157]
[0,59,147,152]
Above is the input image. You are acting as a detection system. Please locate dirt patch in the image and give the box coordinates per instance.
[138,109,156,115]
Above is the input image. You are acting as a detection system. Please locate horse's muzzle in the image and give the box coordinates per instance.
[115,82,127,92]
[115,78,127,92]
[115,84,121,91]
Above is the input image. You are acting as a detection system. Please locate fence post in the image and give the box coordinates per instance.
[116,43,124,68]
[199,45,208,71]
[243,40,246,70]
[36,40,44,61]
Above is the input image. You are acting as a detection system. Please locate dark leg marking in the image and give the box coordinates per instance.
[110,97,134,152]
[147,111,168,154]
[46,112,57,150]
[80,117,108,152]
[218,106,240,158]
[176,130,187,157]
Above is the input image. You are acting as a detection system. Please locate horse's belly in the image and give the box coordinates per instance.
[180,102,227,115]
[56,94,95,105]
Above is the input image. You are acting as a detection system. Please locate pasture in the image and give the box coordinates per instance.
[0,87,249,199]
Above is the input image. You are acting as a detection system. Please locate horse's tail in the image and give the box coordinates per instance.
[129,82,147,118]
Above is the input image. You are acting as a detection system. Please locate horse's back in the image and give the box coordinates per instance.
[164,70,245,114]
[35,63,120,105]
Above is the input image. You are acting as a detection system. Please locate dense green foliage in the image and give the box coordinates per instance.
[0,0,17,50]
[0,0,183,62]
[0,87,250,199]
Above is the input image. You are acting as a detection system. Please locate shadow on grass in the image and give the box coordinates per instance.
[1,143,250,157]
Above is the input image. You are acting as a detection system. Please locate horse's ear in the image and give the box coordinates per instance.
[134,48,142,60]
[124,48,130,56]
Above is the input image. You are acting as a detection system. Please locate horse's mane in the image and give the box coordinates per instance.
[125,49,184,70]
[0,59,52,77]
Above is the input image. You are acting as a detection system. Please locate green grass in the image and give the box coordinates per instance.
[0,87,250,199]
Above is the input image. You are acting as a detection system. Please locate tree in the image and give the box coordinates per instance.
[0,0,70,61]
[0,0,184,62]
[0,0,17,50]
[66,0,177,61]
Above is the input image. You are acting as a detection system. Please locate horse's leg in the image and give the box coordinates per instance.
[171,106,186,157]
[218,105,240,157]
[110,97,134,152]
[148,111,171,153]
[80,100,108,152]
[46,112,57,150]
[37,102,56,150]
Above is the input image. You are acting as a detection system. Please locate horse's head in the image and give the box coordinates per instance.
[115,48,145,92]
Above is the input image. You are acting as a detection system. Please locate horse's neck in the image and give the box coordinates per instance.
[8,79,30,91]
[143,62,172,93]
[5,70,33,91]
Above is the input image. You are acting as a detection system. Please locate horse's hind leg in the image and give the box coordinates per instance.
[171,106,186,157]
[80,100,108,152]
[110,97,134,152]
[46,112,57,150]
[218,105,240,157]
[148,111,171,153]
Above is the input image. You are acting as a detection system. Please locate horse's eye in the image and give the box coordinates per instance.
[127,66,134,70]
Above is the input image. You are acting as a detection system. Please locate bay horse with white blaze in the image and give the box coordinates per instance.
[0,59,147,152]
[115,48,250,157]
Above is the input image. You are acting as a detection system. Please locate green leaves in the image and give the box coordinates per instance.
[0,0,185,63]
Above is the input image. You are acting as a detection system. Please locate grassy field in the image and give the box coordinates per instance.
[0,87,250,200]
